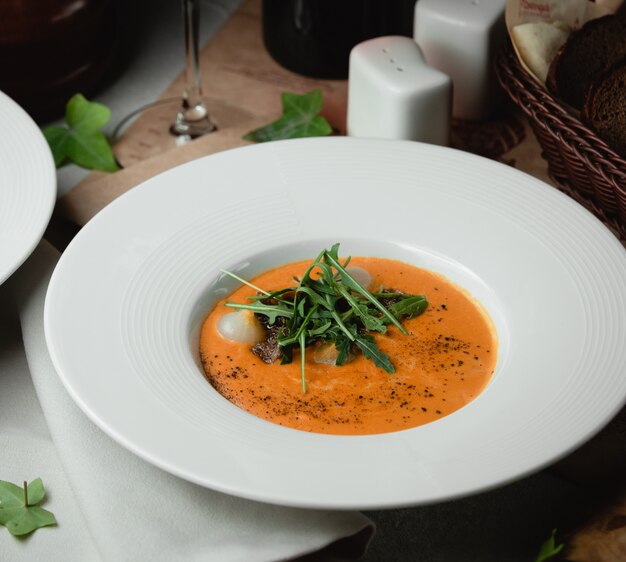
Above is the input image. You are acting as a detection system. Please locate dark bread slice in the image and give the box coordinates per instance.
[546,15,626,109]
[582,60,626,158]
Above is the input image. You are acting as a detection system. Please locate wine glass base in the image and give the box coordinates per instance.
[111,98,217,168]
[171,111,217,137]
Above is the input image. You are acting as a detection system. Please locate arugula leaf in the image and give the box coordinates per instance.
[355,334,395,374]
[337,285,387,334]
[334,336,354,366]
[0,479,56,536]
[226,301,293,325]
[299,330,308,393]
[220,269,271,297]
[388,296,428,320]
[279,304,317,346]
[280,345,293,365]
[42,93,119,172]
[323,250,409,335]
[243,89,332,142]
[308,320,332,337]
[535,529,564,562]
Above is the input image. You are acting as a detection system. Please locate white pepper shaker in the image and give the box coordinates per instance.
[414,0,506,121]
[347,36,452,146]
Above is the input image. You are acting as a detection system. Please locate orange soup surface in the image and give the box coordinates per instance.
[200,257,497,435]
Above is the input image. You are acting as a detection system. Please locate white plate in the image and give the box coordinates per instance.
[0,90,56,285]
[45,138,626,509]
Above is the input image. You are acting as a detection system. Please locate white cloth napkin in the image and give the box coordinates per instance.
[2,241,373,561]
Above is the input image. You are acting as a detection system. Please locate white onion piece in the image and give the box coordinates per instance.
[217,311,264,343]
[345,266,372,290]
[314,342,354,365]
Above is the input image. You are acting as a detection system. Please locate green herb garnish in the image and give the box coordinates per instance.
[43,93,119,172]
[222,244,428,393]
[243,89,332,142]
[0,478,56,536]
[535,529,564,562]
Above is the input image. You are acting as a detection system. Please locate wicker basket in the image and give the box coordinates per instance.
[496,41,626,241]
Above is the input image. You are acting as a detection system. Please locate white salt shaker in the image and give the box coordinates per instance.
[347,36,452,145]
[414,0,506,121]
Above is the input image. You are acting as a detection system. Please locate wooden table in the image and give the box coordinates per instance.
[52,1,626,559]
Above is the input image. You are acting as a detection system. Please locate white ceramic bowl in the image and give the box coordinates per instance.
[45,138,626,509]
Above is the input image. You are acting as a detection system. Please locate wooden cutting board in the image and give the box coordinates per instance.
[59,0,551,226]
[58,0,348,224]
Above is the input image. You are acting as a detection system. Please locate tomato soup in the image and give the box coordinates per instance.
[199,257,497,435]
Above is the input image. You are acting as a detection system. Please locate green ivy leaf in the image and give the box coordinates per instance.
[65,93,111,133]
[0,478,57,536]
[42,93,119,172]
[42,127,73,167]
[282,90,324,115]
[243,89,332,142]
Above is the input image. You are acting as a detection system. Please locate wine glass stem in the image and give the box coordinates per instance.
[183,0,203,109]
[172,0,216,136]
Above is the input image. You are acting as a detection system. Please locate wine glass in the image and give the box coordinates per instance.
[112,0,216,167]
[171,0,216,137]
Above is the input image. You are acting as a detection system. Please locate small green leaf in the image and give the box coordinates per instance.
[280,346,293,365]
[324,250,408,335]
[295,286,331,310]
[359,306,387,333]
[244,89,332,142]
[0,479,56,536]
[334,336,353,366]
[281,89,324,115]
[5,506,56,536]
[67,130,118,172]
[225,301,293,325]
[337,285,386,334]
[535,529,564,562]
[327,243,341,262]
[42,127,72,167]
[299,330,307,393]
[66,93,111,133]
[388,296,428,320]
[355,335,395,374]
[26,478,46,506]
[308,320,332,337]
[0,481,24,516]
[42,93,119,172]
[278,304,317,347]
